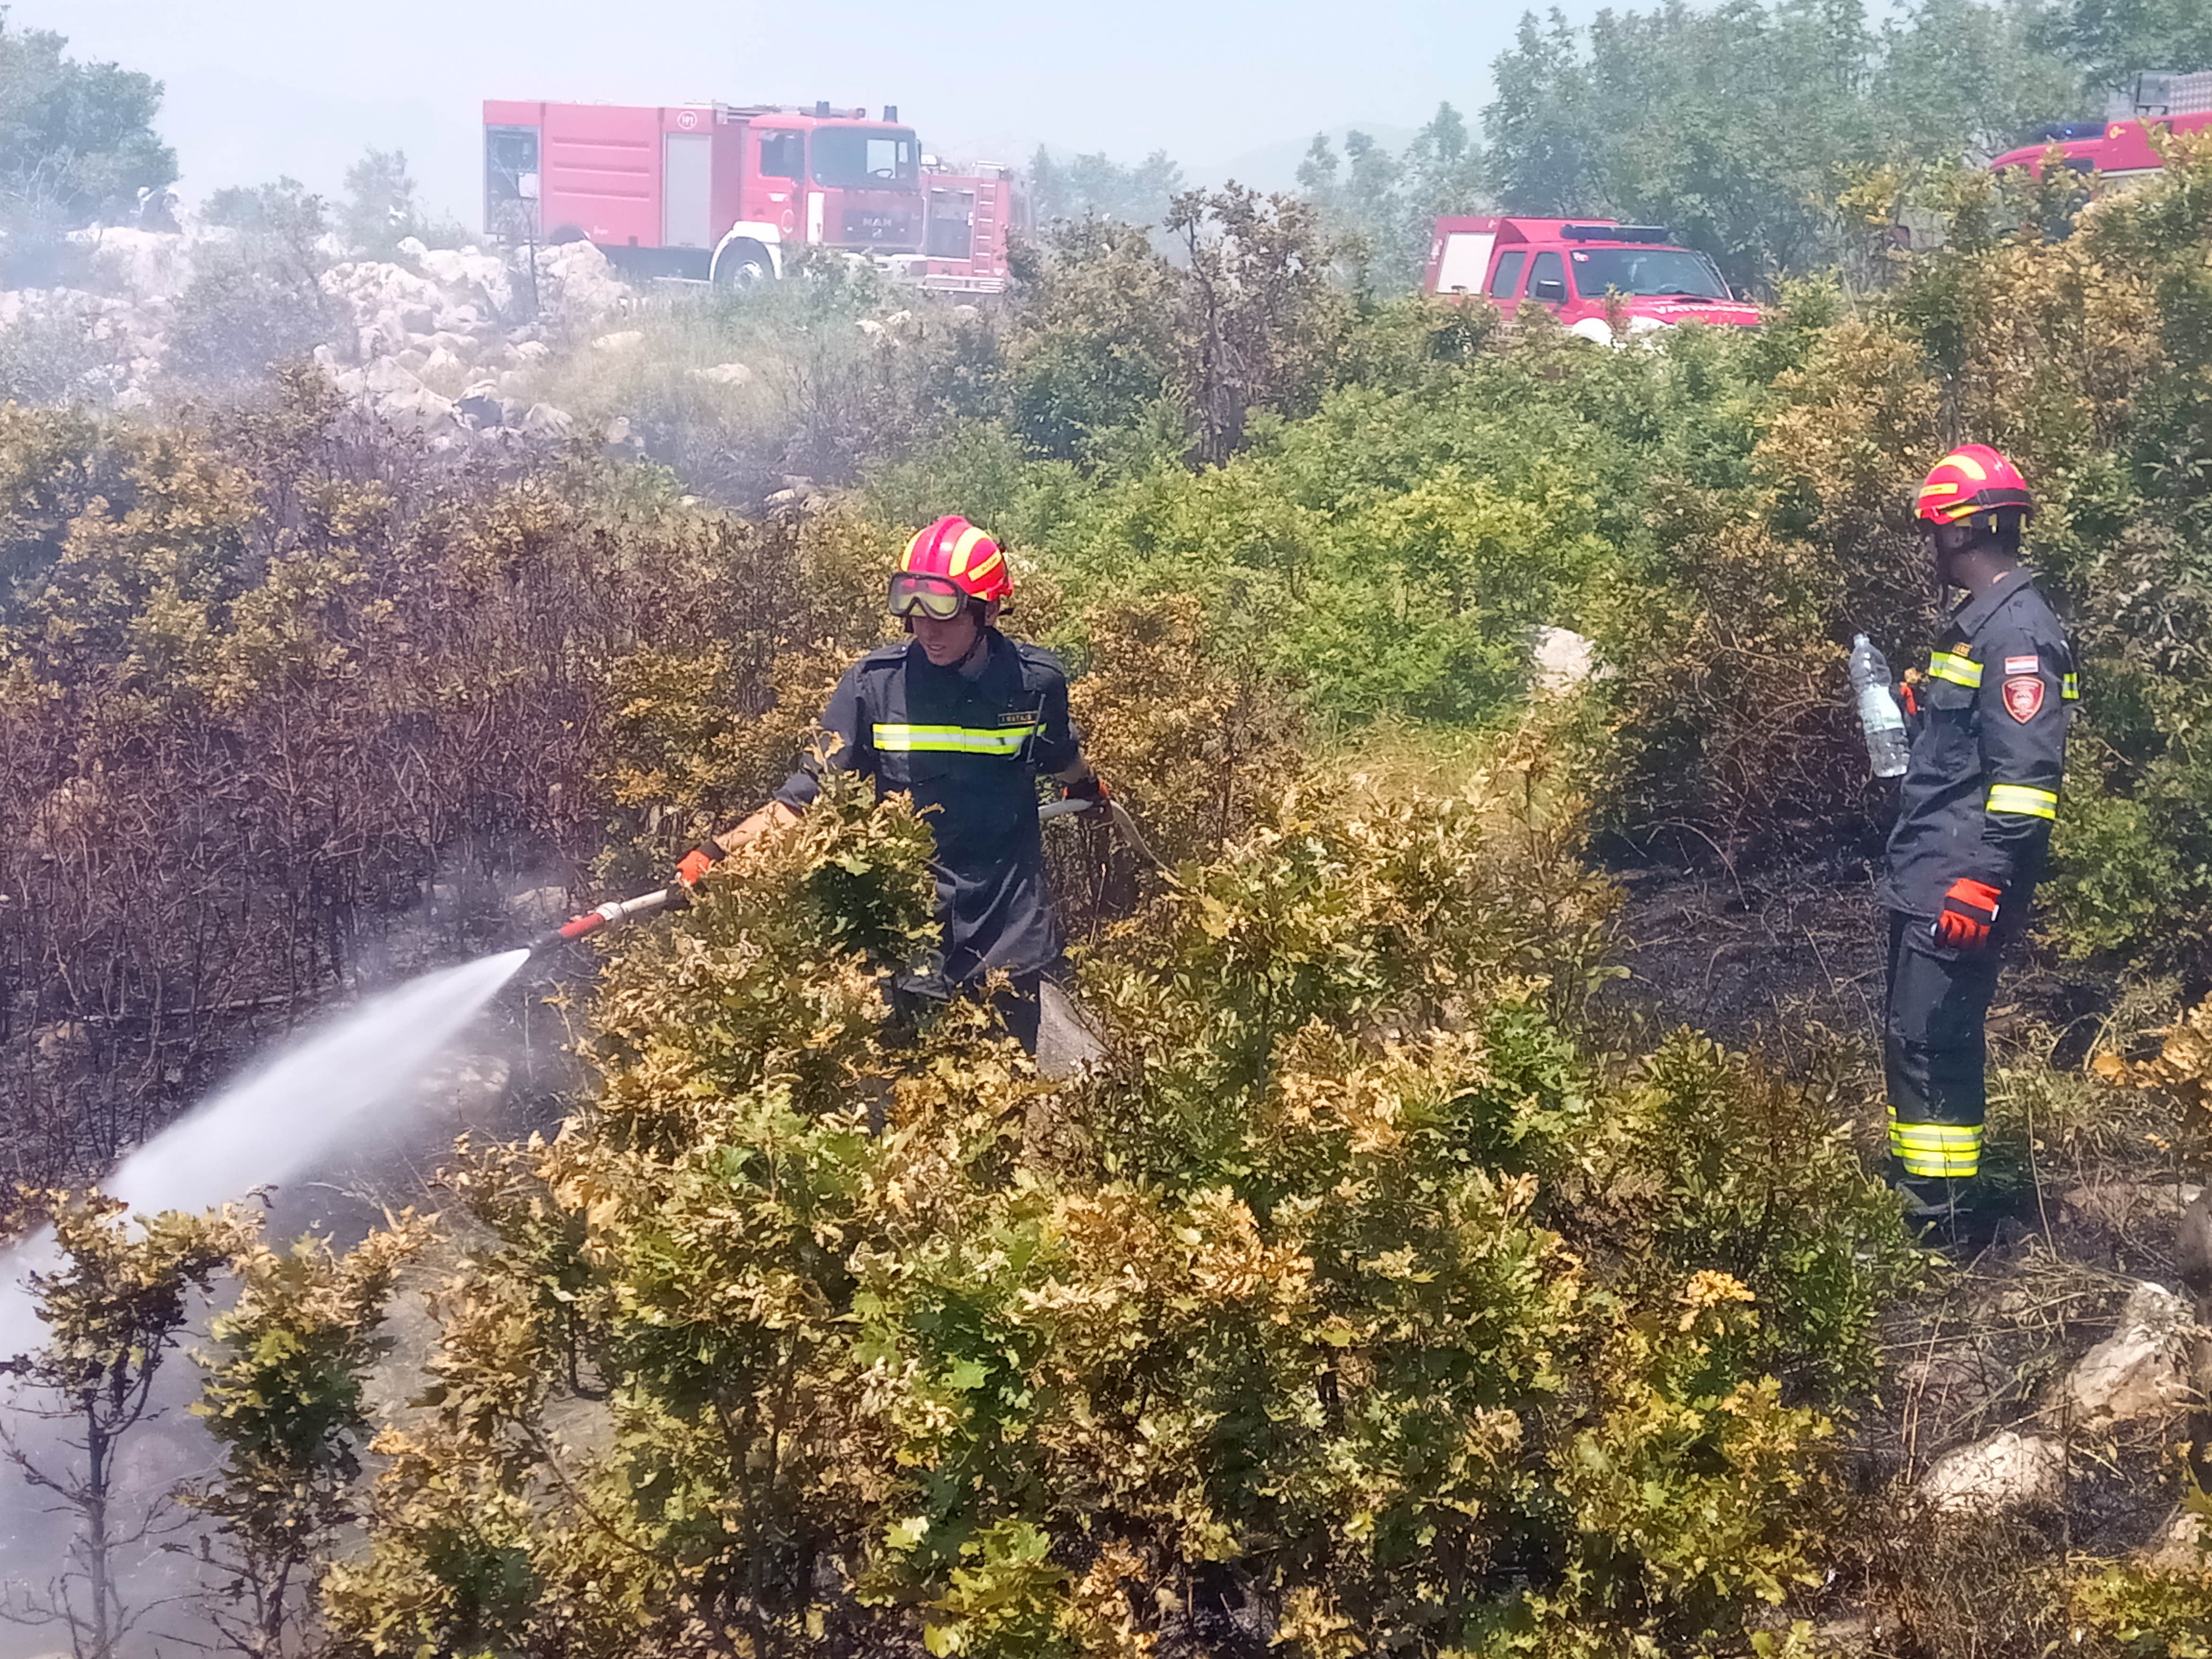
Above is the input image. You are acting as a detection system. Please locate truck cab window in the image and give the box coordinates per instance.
[812,128,919,187]
[1487,250,1525,298]
[1567,246,1729,299]
[1529,251,1569,303]
[759,132,803,180]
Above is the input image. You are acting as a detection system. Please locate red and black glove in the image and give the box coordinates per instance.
[1063,772,1113,819]
[1933,877,2002,950]
[675,840,726,889]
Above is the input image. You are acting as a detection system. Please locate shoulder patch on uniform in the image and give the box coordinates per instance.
[2004,654,2039,676]
[2003,675,2046,723]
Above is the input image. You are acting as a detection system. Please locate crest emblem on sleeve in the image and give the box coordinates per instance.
[2003,674,2045,723]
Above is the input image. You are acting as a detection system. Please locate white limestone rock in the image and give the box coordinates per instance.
[2143,1508,2212,1571]
[375,386,458,431]
[519,402,573,438]
[360,357,419,395]
[1918,1431,2065,1512]
[2065,1281,2194,1424]
[530,240,631,329]
[67,226,194,302]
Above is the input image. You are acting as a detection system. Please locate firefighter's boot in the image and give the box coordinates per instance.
[1890,1162,1995,1247]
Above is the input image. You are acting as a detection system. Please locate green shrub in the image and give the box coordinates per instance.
[321,756,1911,1659]
[2043,771,2206,960]
[0,295,120,403]
[165,241,335,388]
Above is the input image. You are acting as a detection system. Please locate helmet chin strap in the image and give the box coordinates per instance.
[953,626,987,672]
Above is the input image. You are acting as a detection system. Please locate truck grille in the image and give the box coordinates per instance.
[840,208,916,246]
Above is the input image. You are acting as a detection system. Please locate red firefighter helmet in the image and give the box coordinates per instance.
[1915,445,2034,527]
[899,515,1012,605]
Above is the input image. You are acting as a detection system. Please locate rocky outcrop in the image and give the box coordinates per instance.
[2063,1280,2195,1425]
[2141,1508,2211,1570]
[1918,1431,2066,1511]
[4,223,633,446]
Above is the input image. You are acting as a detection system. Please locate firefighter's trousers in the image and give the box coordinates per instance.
[1883,910,2004,1185]
[886,967,1053,1056]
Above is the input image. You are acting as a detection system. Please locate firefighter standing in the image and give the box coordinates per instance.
[1880,446,2077,1222]
[677,516,1106,1053]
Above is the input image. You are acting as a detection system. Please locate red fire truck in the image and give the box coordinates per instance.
[1422,216,1759,336]
[1986,114,2212,186]
[482,99,1013,291]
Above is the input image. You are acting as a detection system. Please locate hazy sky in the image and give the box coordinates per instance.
[40,0,1564,230]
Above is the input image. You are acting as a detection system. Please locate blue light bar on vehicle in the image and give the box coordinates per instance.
[1561,223,1675,242]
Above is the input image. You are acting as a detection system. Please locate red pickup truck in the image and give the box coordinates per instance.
[1423,216,1759,338]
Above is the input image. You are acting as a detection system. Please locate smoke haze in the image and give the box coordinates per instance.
[37,0,1575,226]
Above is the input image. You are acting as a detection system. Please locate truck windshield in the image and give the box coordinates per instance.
[1567,246,1729,299]
[812,128,919,187]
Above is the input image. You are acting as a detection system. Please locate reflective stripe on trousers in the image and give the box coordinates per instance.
[1883,910,2001,1178]
[1888,1108,1983,1177]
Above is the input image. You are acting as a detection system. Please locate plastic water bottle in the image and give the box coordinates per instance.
[1849,633,1910,778]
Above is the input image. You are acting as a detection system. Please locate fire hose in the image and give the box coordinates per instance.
[530,795,1178,954]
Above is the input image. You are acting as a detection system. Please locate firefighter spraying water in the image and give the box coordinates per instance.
[535,515,1121,1056]
[0,514,1116,1296]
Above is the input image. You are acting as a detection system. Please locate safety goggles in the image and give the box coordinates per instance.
[887,571,971,621]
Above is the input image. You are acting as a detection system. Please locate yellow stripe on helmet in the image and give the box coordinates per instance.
[1943,450,1989,481]
[948,525,993,577]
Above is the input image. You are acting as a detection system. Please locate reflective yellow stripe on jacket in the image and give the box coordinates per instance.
[1889,1110,1982,1177]
[1928,650,1982,689]
[2062,672,2080,701]
[1987,784,2058,821]
[874,722,1037,756]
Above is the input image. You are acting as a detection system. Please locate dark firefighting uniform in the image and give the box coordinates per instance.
[775,628,1082,1051]
[1877,571,2077,1186]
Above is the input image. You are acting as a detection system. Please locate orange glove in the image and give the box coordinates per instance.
[1064,772,1112,819]
[675,841,725,888]
[1933,877,2001,950]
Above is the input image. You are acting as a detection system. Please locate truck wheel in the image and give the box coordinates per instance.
[547,224,587,245]
[714,240,774,287]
